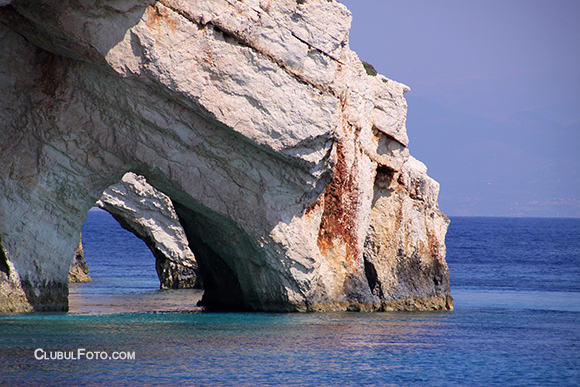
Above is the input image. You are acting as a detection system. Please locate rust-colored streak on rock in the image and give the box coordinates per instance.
[146,3,178,33]
[304,195,322,216]
[427,230,443,262]
[38,52,62,98]
[317,141,360,267]
[36,51,70,120]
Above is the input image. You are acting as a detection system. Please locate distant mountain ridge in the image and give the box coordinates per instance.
[405,95,580,217]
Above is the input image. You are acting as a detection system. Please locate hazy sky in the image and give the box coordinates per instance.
[339,0,580,217]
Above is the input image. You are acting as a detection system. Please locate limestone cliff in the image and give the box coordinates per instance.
[97,172,201,289]
[0,0,452,312]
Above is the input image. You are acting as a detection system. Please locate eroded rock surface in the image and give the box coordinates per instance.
[97,172,201,289]
[0,0,452,312]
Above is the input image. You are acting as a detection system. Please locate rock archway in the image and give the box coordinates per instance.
[69,171,202,292]
[96,172,201,290]
[0,0,452,312]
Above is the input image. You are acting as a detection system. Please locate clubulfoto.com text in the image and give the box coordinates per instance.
[34,348,135,360]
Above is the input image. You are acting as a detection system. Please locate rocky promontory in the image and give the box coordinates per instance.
[0,0,452,312]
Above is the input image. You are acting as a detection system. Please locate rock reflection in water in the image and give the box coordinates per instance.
[68,285,204,314]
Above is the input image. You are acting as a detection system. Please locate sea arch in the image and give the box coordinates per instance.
[0,27,326,311]
[94,172,201,291]
[0,0,452,313]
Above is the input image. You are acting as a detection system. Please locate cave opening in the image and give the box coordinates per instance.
[80,207,159,291]
[67,169,265,313]
[0,235,9,277]
[171,201,247,311]
[69,207,204,313]
[68,172,205,313]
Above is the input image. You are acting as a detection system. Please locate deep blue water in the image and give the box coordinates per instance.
[1,212,579,386]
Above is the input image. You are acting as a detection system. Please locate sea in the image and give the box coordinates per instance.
[1,210,579,386]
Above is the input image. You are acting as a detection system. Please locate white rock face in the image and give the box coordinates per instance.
[97,172,200,289]
[0,0,451,312]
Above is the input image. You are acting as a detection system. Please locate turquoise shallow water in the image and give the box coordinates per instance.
[1,213,579,386]
[1,308,579,386]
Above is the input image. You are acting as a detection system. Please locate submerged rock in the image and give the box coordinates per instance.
[0,0,452,312]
